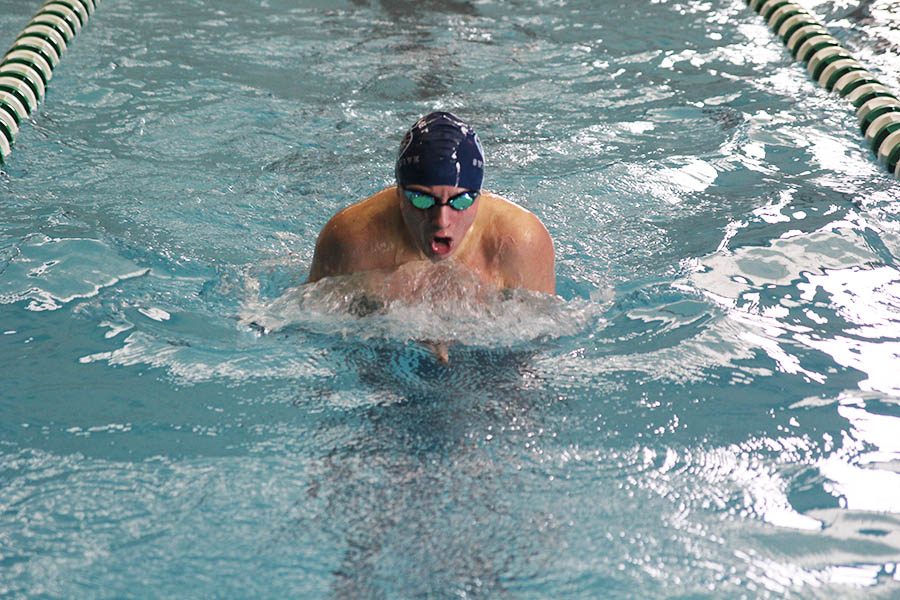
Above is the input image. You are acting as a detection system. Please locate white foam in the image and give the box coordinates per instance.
[0,235,149,311]
[242,261,606,348]
[77,262,607,384]
[138,307,171,322]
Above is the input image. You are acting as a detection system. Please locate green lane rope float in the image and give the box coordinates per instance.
[746,0,900,176]
[0,0,99,165]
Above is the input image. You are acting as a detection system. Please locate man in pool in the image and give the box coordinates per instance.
[307,111,556,295]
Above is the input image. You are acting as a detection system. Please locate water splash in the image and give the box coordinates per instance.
[241,260,608,349]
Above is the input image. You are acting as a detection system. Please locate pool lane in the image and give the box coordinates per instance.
[0,0,100,164]
[746,0,900,177]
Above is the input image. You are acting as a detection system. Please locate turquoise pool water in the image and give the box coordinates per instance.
[2,0,900,597]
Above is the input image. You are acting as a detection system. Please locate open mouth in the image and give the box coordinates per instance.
[430,236,452,256]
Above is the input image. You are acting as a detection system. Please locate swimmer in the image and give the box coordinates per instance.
[308,111,555,295]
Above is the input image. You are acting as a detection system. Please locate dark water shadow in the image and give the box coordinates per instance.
[293,339,566,598]
[351,0,478,18]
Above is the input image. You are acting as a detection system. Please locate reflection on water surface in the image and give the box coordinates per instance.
[1,0,900,597]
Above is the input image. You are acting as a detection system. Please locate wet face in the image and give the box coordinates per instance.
[398,184,480,261]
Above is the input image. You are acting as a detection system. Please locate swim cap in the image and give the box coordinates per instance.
[395,111,485,191]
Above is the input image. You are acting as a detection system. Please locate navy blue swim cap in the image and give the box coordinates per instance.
[395,112,485,191]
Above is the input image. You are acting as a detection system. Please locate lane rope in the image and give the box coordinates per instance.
[746,0,900,176]
[0,0,100,165]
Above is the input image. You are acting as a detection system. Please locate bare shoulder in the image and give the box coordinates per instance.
[308,188,398,282]
[325,187,396,232]
[479,193,556,294]
[489,194,551,240]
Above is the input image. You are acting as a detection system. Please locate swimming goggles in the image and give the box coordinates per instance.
[403,188,478,211]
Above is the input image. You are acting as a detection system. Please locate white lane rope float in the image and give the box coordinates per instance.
[0,0,99,165]
[746,0,900,177]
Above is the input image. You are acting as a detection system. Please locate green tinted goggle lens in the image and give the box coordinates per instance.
[403,189,478,211]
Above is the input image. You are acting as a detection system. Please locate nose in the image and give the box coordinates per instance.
[430,204,453,229]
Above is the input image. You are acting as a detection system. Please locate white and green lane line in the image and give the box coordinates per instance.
[0,0,99,165]
[747,0,900,176]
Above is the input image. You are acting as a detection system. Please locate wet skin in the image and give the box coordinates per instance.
[308,185,555,295]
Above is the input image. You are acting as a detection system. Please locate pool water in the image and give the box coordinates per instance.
[2,0,900,597]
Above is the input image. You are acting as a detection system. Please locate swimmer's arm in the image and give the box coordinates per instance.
[502,216,556,295]
[307,218,351,283]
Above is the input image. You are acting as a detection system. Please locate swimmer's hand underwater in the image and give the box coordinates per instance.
[347,262,489,365]
[347,284,450,363]
[424,340,451,364]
